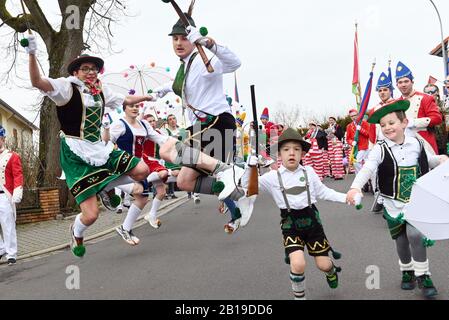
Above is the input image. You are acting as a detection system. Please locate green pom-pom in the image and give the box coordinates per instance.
[331,250,342,260]
[422,238,436,248]
[356,204,363,210]
[110,194,122,208]
[284,255,291,265]
[147,89,153,94]
[72,245,86,257]
[20,38,29,47]
[199,27,208,37]
[212,181,224,193]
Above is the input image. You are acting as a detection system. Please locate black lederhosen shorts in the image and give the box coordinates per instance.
[280,205,331,257]
[187,112,236,163]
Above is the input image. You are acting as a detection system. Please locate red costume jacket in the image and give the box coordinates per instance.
[0,150,24,210]
[346,120,370,151]
[399,92,442,154]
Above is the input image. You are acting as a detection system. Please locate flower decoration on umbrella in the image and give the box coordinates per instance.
[100,63,173,97]
[101,62,183,121]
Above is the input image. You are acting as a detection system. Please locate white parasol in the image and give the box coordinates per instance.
[403,159,449,240]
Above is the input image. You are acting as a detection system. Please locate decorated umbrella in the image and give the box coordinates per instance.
[100,63,183,122]
[403,159,449,240]
[100,63,173,96]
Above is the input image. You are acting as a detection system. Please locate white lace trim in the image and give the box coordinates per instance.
[64,136,115,167]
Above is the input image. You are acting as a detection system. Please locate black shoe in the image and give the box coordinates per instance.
[7,258,16,266]
[416,275,438,298]
[170,194,178,199]
[372,202,384,213]
[401,271,416,290]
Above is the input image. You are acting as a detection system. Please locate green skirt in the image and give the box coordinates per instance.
[60,139,140,204]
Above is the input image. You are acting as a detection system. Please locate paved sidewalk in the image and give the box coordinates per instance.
[9,193,189,262]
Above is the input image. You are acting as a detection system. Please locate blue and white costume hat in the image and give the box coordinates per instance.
[395,61,414,81]
[376,72,393,91]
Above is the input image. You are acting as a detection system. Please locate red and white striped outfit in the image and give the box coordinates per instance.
[305,139,324,181]
[327,139,345,179]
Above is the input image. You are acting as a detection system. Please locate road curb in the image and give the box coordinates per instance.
[14,195,189,262]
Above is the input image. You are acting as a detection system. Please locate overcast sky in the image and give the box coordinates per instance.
[1,0,449,127]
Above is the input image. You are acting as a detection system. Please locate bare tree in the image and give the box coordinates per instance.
[272,103,302,129]
[0,0,130,207]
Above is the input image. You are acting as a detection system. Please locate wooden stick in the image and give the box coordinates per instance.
[20,0,32,34]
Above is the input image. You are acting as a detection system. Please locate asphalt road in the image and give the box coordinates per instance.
[0,177,448,300]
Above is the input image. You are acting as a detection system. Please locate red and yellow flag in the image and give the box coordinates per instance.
[352,24,362,108]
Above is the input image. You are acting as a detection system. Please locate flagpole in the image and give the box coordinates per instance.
[353,22,362,108]
[350,59,376,166]
[429,0,448,83]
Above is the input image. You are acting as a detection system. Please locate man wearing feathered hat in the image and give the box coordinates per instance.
[395,61,442,154]
[155,1,250,234]
[0,126,23,265]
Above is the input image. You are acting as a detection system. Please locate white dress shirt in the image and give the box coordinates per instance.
[159,45,241,124]
[259,165,347,210]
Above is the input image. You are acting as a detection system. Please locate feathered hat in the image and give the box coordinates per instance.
[168,0,196,36]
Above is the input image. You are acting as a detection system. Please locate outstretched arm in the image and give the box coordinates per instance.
[123,95,155,107]
[29,50,53,92]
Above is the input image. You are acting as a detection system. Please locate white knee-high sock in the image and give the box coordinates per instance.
[123,204,141,232]
[117,182,135,195]
[105,176,135,192]
[74,214,88,238]
[149,198,162,219]
[290,272,306,300]
[147,172,161,183]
